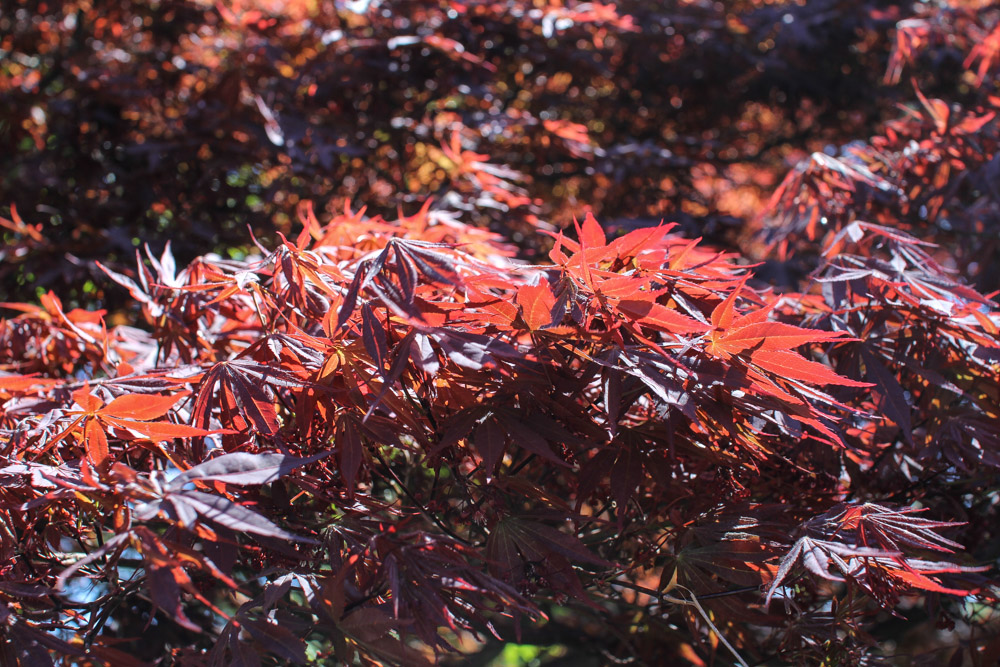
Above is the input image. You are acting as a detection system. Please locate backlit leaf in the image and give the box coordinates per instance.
[84,418,110,468]
[708,322,848,358]
[752,350,871,387]
[618,299,709,335]
[516,281,558,330]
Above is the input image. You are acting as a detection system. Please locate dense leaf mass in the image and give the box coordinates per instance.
[1,0,1000,665]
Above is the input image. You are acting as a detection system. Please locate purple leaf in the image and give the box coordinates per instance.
[861,348,913,445]
[228,635,263,667]
[361,302,389,370]
[765,537,897,605]
[334,271,364,333]
[172,490,318,544]
[410,333,440,374]
[242,619,308,663]
[338,417,364,495]
[147,564,201,632]
[170,451,327,490]
[474,417,507,477]
[503,418,569,468]
[610,440,642,524]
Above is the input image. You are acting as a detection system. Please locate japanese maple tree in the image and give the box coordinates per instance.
[1,1,1000,666]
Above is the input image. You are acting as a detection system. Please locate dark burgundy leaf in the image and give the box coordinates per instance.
[147,565,201,633]
[861,348,913,445]
[172,491,318,544]
[474,417,507,476]
[337,416,364,495]
[610,440,642,523]
[242,619,308,664]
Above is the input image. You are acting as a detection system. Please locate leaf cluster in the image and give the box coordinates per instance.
[0,198,997,663]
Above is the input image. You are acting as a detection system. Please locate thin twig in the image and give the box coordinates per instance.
[372,448,473,545]
[607,579,752,667]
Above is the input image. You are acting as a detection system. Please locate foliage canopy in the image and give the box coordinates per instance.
[1,0,1000,665]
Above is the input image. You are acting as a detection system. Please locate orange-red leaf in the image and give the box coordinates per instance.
[580,211,607,249]
[73,388,103,414]
[618,299,709,335]
[608,224,674,260]
[745,368,806,405]
[708,322,848,358]
[595,275,652,300]
[751,350,871,387]
[106,419,214,441]
[0,375,59,393]
[890,568,975,597]
[710,276,748,330]
[730,301,776,329]
[84,418,110,468]
[516,282,558,330]
[100,392,189,421]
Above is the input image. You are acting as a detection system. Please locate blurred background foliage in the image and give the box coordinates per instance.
[6,0,988,308]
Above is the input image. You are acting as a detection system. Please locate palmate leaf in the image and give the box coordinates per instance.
[821,503,966,553]
[708,322,850,359]
[669,508,788,611]
[192,360,304,436]
[765,537,895,604]
[547,219,674,264]
[379,536,536,650]
[123,452,324,545]
[50,389,212,467]
[768,503,987,606]
[676,537,773,592]
[95,390,213,441]
[702,272,855,365]
[486,518,611,594]
[334,235,489,331]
